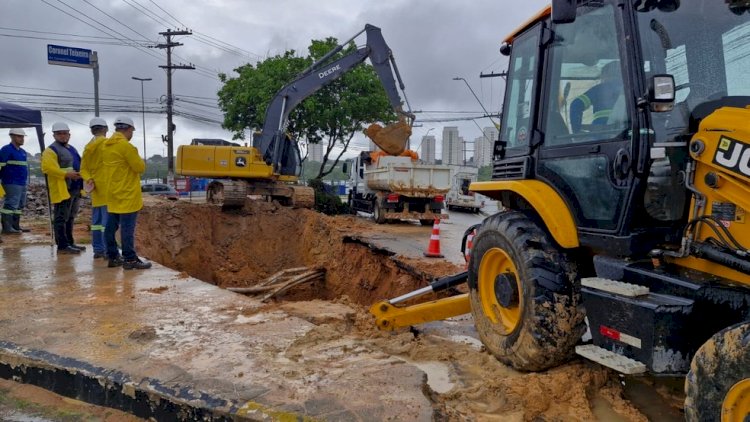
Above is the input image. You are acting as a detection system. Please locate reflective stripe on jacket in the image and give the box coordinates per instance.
[80,135,108,207]
[0,143,29,186]
[102,132,145,214]
[569,80,621,132]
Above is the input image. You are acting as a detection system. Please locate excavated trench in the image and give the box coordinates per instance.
[135,198,453,305]
[133,198,673,421]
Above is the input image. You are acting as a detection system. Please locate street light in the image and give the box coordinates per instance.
[452,77,499,126]
[131,76,152,162]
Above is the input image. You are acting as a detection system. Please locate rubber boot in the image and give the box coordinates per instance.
[1,213,20,234]
[12,214,30,233]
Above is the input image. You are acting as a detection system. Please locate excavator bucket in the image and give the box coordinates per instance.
[364,117,411,156]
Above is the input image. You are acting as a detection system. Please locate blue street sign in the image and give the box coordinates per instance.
[47,44,93,68]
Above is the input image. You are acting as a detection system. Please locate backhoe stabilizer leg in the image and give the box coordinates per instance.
[370,293,471,331]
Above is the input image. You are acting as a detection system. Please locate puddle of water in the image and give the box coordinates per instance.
[0,410,54,422]
[448,334,483,350]
[590,394,630,422]
[623,376,684,422]
[402,359,454,394]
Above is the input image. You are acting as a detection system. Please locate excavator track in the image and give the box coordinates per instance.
[221,180,251,207]
[208,180,314,209]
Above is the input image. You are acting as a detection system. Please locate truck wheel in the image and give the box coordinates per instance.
[468,210,585,371]
[419,219,434,226]
[685,321,750,422]
[373,200,386,224]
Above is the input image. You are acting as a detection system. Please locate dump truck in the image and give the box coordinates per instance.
[371,1,750,420]
[348,151,451,225]
[176,24,413,209]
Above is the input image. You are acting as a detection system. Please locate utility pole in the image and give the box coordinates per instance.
[156,29,194,186]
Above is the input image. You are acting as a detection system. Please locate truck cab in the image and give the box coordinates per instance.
[447,168,482,213]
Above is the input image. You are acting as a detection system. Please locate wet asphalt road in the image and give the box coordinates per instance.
[352,204,498,265]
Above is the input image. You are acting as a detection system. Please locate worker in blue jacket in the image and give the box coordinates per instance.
[0,128,30,234]
[570,61,623,133]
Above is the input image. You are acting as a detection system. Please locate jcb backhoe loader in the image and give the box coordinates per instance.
[371,2,750,420]
[176,24,413,208]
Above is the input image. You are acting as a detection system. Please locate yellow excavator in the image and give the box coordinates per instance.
[371,1,750,420]
[176,24,412,208]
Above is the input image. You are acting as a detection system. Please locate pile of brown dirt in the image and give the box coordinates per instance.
[136,199,459,305]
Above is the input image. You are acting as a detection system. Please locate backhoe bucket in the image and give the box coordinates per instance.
[364,118,411,155]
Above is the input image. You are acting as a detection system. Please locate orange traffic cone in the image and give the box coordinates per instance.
[464,229,475,269]
[424,218,444,258]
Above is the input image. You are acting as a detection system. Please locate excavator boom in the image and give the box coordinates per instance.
[256,24,414,173]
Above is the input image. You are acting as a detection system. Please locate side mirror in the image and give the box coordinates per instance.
[649,74,675,112]
[552,0,577,24]
[342,163,349,174]
[499,42,512,57]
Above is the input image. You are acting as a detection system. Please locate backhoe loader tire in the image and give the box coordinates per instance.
[468,211,585,371]
[684,321,750,422]
[373,200,386,224]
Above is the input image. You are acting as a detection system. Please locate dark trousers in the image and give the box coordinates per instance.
[53,193,80,249]
[105,211,138,261]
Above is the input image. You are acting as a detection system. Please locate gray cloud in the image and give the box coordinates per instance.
[1,0,548,159]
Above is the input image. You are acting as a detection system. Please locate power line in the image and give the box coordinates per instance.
[0,83,157,101]
[147,0,186,27]
[0,26,152,42]
[143,0,261,59]
[40,0,164,63]
[80,0,154,42]
[0,91,157,104]
[124,0,261,61]
[0,33,148,46]
[121,0,164,27]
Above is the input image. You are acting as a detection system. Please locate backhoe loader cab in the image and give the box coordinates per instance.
[453,1,750,419]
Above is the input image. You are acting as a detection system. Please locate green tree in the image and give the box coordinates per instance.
[218,37,397,180]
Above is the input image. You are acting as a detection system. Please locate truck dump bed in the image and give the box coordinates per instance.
[365,156,451,197]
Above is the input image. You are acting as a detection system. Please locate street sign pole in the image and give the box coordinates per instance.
[47,44,99,115]
[92,51,99,117]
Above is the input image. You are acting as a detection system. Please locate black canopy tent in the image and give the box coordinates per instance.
[0,101,46,150]
[0,100,53,237]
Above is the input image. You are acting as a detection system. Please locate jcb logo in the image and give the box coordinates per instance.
[714,136,750,178]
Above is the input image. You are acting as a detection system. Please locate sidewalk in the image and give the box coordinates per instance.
[0,241,432,420]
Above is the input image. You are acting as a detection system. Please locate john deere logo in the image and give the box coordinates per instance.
[713,136,750,178]
[235,157,247,167]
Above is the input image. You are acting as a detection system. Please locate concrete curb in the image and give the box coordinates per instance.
[0,340,290,421]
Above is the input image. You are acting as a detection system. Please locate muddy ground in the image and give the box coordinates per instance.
[9,197,682,420]
[124,197,690,421]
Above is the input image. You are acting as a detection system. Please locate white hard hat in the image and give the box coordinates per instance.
[9,128,26,136]
[51,122,70,132]
[114,116,135,128]
[89,117,108,128]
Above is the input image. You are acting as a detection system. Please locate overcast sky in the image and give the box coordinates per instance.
[1,0,549,160]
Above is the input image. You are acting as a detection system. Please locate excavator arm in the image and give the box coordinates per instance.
[255,24,414,175]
